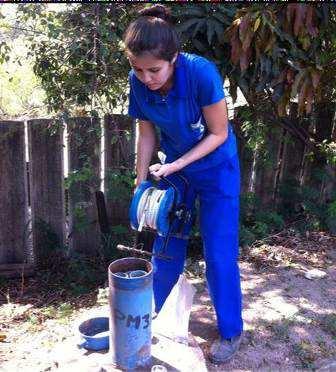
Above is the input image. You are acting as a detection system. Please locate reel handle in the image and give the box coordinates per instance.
[116,244,172,261]
[148,173,179,195]
[148,172,189,207]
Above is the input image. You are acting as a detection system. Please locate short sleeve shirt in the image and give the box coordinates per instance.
[128,53,237,172]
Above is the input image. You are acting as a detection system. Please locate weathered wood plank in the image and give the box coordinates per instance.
[0,121,28,264]
[0,263,34,278]
[255,127,283,207]
[67,117,101,255]
[240,146,254,195]
[27,119,65,265]
[104,114,135,227]
[232,120,254,195]
[282,134,305,185]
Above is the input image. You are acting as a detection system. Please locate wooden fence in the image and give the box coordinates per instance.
[0,115,134,276]
[0,114,334,276]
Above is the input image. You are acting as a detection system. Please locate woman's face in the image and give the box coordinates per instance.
[128,52,177,91]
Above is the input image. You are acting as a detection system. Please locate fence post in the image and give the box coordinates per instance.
[67,117,101,255]
[104,114,135,227]
[27,119,65,265]
[0,121,28,264]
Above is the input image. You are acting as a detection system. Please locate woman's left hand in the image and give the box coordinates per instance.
[149,162,180,179]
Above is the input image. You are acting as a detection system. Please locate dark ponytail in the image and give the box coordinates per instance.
[124,5,180,62]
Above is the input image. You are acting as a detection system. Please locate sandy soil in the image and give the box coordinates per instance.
[189,231,336,371]
[0,231,335,371]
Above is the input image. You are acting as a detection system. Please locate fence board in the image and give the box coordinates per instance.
[104,114,135,227]
[282,133,305,186]
[239,144,254,195]
[0,263,34,278]
[1,111,334,266]
[67,117,101,255]
[255,127,283,206]
[0,121,28,264]
[27,119,65,264]
[233,123,252,195]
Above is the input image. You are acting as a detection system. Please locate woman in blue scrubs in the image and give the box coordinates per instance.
[124,5,243,363]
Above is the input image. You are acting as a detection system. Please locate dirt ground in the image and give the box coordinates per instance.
[0,230,335,371]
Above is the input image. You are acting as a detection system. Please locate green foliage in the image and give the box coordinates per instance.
[0,276,7,289]
[174,3,336,172]
[35,218,66,264]
[0,8,47,117]
[105,168,135,202]
[235,105,276,166]
[1,4,333,255]
[100,225,132,262]
[318,140,336,166]
[326,200,336,233]
[16,4,138,114]
[15,3,335,119]
[66,152,100,192]
[240,192,285,246]
[65,161,98,193]
[65,160,100,233]
[0,10,11,64]
[0,41,11,64]
[174,4,236,59]
[40,303,74,321]
[278,174,336,233]
[58,255,104,294]
[35,246,118,298]
[238,106,265,151]
[235,98,335,240]
[174,3,335,117]
[0,61,45,117]
[72,203,92,233]
[190,175,336,251]
[278,178,303,218]
[102,168,135,259]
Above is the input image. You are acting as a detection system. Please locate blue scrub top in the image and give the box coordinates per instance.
[128,52,237,172]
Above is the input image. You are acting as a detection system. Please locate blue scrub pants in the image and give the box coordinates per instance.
[152,153,243,339]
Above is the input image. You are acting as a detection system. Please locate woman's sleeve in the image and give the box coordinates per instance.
[196,60,226,107]
[128,75,148,121]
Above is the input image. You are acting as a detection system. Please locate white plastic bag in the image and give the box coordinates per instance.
[152,274,196,344]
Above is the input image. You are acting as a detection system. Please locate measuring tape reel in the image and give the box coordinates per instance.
[129,180,179,237]
[119,175,192,259]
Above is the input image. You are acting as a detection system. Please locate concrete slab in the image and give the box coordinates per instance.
[45,310,207,372]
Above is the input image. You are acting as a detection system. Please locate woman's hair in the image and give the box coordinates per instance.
[124,5,180,62]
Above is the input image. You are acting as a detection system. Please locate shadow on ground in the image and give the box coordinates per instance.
[0,231,335,371]
[189,233,336,371]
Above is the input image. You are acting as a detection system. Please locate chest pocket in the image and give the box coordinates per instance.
[190,115,205,141]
